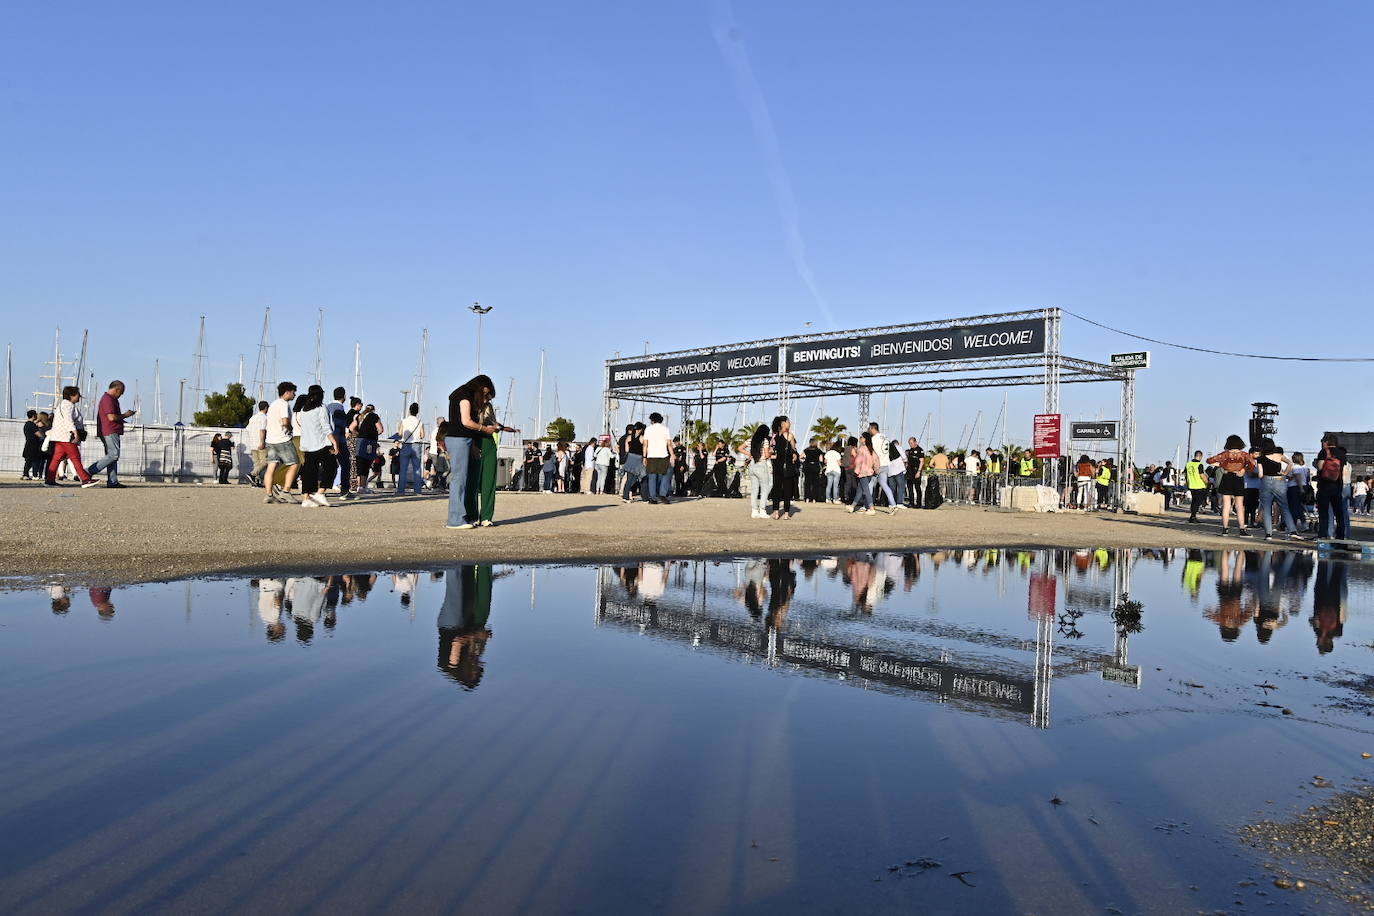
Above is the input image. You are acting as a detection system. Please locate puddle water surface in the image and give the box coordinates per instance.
[3,549,1374,914]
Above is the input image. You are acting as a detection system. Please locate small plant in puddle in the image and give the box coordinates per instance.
[1057,607,1085,639]
[1112,594,1145,636]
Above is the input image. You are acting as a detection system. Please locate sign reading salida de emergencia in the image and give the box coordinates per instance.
[784,318,1044,372]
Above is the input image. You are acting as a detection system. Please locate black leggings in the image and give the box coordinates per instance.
[1188,488,1208,518]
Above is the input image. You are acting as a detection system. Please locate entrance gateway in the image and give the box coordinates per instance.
[603,308,1139,489]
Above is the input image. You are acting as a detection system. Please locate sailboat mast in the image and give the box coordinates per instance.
[535,350,545,440]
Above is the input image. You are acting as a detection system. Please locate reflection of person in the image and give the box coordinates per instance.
[1310,559,1348,655]
[258,578,287,642]
[437,565,494,689]
[88,587,115,619]
[1205,550,1253,641]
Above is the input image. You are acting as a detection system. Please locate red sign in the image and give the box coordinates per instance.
[1028,572,1058,620]
[1033,414,1062,458]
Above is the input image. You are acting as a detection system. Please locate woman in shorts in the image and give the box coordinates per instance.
[1207,434,1256,537]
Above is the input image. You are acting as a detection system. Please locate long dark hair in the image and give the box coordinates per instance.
[860,431,875,454]
[296,384,325,412]
[460,374,495,406]
[750,424,770,462]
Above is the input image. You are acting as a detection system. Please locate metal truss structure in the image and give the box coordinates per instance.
[604,308,1137,479]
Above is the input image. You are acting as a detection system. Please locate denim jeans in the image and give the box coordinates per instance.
[876,470,895,507]
[397,444,421,494]
[889,472,906,507]
[644,470,672,501]
[1259,476,1298,536]
[1317,482,1347,539]
[854,475,875,511]
[749,462,772,514]
[446,437,477,526]
[90,433,121,483]
[1286,486,1307,530]
[825,469,840,501]
[621,454,644,499]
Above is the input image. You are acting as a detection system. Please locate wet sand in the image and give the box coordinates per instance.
[2,480,1356,587]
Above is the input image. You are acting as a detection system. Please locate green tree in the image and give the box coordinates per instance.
[707,427,743,452]
[545,417,576,442]
[810,415,847,445]
[686,419,712,448]
[194,382,255,427]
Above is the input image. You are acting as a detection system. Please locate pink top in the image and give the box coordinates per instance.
[853,447,880,478]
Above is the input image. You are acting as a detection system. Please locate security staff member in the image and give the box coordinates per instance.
[672,438,688,496]
[1185,450,1209,523]
[1095,459,1113,508]
[1019,454,1036,478]
[904,438,925,507]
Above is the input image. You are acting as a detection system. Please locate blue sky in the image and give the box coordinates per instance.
[3,1,1370,458]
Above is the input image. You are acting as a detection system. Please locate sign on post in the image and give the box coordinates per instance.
[1070,421,1118,440]
[1033,414,1062,458]
[1110,352,1150,369]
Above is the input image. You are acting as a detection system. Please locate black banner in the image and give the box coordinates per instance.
[1070,421,1118,440]
[608,345,779,390]
[784,318,1044,373]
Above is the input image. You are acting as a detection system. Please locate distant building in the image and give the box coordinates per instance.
[1323,431,1374,478]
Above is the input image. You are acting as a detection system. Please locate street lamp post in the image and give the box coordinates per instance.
[469,302,493,372]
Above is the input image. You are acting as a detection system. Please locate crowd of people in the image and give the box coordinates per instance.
[1129,433,1364,541]
[19,381,1367,546]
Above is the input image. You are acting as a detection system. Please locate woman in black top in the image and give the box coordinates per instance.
[769,416,799,519]
[1256,438,1300,540]
[213,434,235,484]
[22,410,48,480]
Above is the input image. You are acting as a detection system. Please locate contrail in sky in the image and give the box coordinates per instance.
[710,0,837,328]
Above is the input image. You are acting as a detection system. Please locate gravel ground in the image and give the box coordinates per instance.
[1,480,1351,588]
[1241,782,1374,909]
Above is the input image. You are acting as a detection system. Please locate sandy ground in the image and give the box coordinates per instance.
[2,480,1361,587]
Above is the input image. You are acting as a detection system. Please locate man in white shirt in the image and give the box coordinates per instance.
[245,400,269,486]
[262,381,300,504]
[868,423,888,468]
[641,412,675,505]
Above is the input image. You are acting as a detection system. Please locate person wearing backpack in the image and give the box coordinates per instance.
[1315,434,1349,539]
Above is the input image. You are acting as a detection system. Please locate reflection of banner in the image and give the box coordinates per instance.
[1033,414,1062,458]
[608,345,779,389]
[1028,572,1057,620]
[784,318,1044,373]
[599,600,1034,714]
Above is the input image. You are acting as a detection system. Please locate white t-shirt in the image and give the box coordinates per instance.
[642,422,673,459]
[399,415,426,445]
[824,449,841,473]
[1355,480,1369,498]
[967,455,982,475]
[245,411,268,447]
[870,433,888,462]
[265,399,292,445]
[595,445,613,466]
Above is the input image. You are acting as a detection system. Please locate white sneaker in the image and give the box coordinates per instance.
[310,493,331,507]
[865,509,877,515]
[447,522,475,530]
[301,499,318,509]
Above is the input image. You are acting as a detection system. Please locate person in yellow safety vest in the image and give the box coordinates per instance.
[987,451,1002,476]
[1095,459,1113,508]
[1019,455,1035,478]
[1185,450,1210,523]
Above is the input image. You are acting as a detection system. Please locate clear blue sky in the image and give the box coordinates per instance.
[4,1,1370,459]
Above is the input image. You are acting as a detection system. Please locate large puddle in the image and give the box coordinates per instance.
[3,549,1374,914]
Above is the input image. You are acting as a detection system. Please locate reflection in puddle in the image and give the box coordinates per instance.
[6,548,1374,915]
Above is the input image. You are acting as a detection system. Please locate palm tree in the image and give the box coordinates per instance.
[686,419,712,449]
[709,427,743,452]
[811,415,846,445]
[932,444,947,455]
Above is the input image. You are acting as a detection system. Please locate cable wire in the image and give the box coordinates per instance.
[1062,308,1374,362]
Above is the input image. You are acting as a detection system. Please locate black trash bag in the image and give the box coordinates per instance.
[924,474,944,509]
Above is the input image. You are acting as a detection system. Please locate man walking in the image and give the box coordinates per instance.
[326,387,354,500]
[641,412,674,505]
[245,401,269,486]
[87,380,135,488]
[262,382,300,504]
